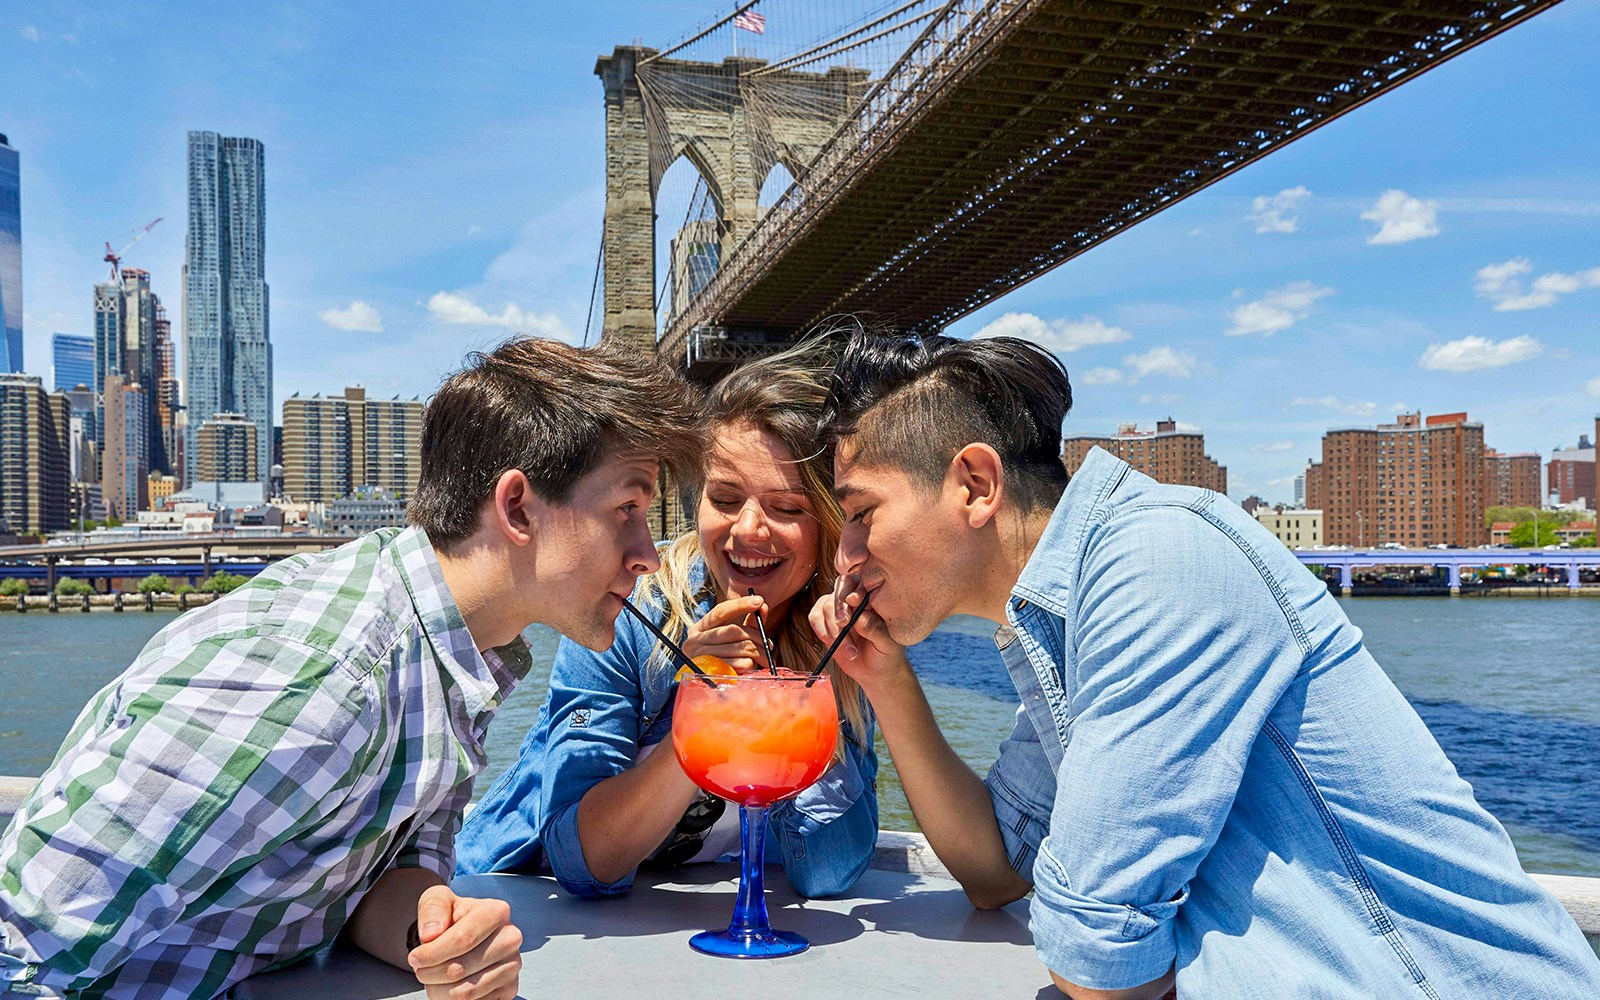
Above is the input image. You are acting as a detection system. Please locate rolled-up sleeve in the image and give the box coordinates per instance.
[536,618,654,899]
[769,715,880,898]
[1029,505,1305,990]
[983,705,1053,882]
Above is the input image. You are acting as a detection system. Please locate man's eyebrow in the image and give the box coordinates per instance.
[621,472,657,496]
[833,484,867,503]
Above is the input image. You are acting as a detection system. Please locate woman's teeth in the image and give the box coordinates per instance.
[730,554,783,576]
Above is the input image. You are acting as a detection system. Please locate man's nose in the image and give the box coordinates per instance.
[836,523,866,577]
[628,519,660,576]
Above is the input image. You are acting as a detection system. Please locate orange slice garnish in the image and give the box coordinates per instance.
[676,655,738,682]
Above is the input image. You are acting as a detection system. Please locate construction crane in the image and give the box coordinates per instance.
[104,218,163,281]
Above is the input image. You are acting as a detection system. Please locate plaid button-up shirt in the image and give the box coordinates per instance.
[0,527,531,999]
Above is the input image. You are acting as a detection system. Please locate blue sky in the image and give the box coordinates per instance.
[4,0,1598,502]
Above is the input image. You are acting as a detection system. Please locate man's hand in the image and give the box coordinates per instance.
[408,885,523,1000]
[807,574,911,694]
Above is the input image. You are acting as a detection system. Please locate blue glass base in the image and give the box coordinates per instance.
[689,927,809,959]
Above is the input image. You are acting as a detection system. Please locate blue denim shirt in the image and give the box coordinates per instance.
[983,448,1600,997]
[455,557,879,900]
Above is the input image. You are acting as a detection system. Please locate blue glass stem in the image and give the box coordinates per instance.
[728,804,772,938]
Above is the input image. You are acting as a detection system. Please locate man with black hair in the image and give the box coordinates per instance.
[810,331,1600,999]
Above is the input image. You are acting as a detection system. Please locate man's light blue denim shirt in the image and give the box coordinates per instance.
[455,557,879,900]
[983,447,1600,997]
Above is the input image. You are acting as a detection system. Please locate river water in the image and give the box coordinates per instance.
[2,597,1595,877]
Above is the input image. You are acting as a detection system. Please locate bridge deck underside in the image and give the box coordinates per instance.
[668,0,1557,349]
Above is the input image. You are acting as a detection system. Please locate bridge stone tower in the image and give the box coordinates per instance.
[595,47,867,355]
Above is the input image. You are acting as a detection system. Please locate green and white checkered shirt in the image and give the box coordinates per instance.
[0,527,531,999]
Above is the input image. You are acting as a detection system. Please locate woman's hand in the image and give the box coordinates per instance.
[682,594,771,673]
[807,574,911,694]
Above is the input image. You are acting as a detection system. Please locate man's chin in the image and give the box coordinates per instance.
[564,615,618,652]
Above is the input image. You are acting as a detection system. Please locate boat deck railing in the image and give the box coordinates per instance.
[1,775,1595,941]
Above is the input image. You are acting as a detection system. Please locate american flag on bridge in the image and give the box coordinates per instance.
[733,8,766,34]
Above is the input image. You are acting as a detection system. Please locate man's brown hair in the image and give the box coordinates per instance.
[408,337,705,549]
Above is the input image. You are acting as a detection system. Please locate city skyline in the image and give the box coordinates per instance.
[1,1,1598,500]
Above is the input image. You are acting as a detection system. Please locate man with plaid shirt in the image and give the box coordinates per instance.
[0,338,703,1000]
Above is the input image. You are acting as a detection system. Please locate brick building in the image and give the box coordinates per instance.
[1304,411,1485,548]
[1546,434,1594,508]
[1484,448,1541,508]
[1062,417,1226,493]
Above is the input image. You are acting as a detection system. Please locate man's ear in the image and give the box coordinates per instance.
[949,443,1004,529]
[490,469,539,547]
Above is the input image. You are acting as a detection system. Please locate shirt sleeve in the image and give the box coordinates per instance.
[768,711,881,898]
[0,634,368,994]
[394,781,470,881]
[982,704,1054,882]
[536,612,656,899]
[1028,504,1306,991]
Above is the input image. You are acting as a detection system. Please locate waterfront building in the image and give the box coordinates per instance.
[281,386,423,504]
[1489,521,1516,546]
[325,486,407,536]
[184,131,271,490]
[101,375,150,520]
[1547,434,1594,509]
[1293,470,1306,508]
[153,304,181,484]
[1305,411,1485,548]
[0,134,21,373]
[1240,495,1268,515]
[1062,417,1227,493]
[1254,506,1323,549]
[0,373,71,534]
[1484,448,1541,509]
[148,471,178,509]
[194,411,259,484]
[94,269,172,475]
[1556,520,1595,544]
[51,332,94,392]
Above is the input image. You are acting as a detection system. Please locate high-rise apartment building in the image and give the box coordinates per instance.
[184,131,270,489]
[194,411,259,483]
[94,269,173,475]
[52,332,94,391]
[0,134,21,373]
[101,374,150,520]
[1305,411,1485,548]
[1547,434,1594,508]
[282,387,423,504]
[153,304,181,485]
[1484,448,1541,508]
[1062,417,1227,493]
[0,374,72,534]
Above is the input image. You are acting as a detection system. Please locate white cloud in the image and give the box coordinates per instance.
[974,312,1132,353]
[466,225,483,238]
[1080,366,1124,385]
[1475,257,1600,311]
[1245,186,1310,234]
[1251,441,1295,453]
[1138,393,1179,404]
[1361,189,1440,244]
[1419,335,1543,372]
[427,291,569,337]
[1587,377,1600,400]
[1288,396,1378,418]
[1123,346,1194,380]
[21,25,39,42]
[1226,281,1334,336]
[318,300,384,332]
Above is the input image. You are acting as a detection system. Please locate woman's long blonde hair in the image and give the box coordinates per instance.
[639,343,871,754]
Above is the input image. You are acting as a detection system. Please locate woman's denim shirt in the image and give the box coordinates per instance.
[984,448,1600,998]
[456,557,879,900]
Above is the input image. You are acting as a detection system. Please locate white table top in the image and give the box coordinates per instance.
[235,863,1055,999]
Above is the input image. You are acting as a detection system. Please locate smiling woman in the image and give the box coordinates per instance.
[455,343,880,902]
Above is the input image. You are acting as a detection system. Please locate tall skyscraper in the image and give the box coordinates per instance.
[0,374,71,534]
[184,131,270,490]
[282,387,423,504]
[94,268,171,475]
[101,374,150,520]
[0,133,21,373]
[51,332,94,391]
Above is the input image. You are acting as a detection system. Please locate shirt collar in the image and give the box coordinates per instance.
[393,526,532,719]
[1012,446,1129,619]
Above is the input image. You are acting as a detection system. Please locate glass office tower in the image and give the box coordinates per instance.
[184,131,270,487]
[0,133,22,373]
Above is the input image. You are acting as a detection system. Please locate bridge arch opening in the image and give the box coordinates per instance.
[758,161,799,214]
[655,151,725,328]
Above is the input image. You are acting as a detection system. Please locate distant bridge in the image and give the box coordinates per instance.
[1295,548,1600,593]
[0,535,347,591]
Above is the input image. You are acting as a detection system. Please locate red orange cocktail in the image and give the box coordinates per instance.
[671,671,838,958]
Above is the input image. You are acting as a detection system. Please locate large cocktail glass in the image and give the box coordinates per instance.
[671,672,839,958]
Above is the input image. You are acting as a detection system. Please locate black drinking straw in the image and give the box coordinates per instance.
[805,589,871,687]
[747,588,778,675]
[621,597,717,688]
